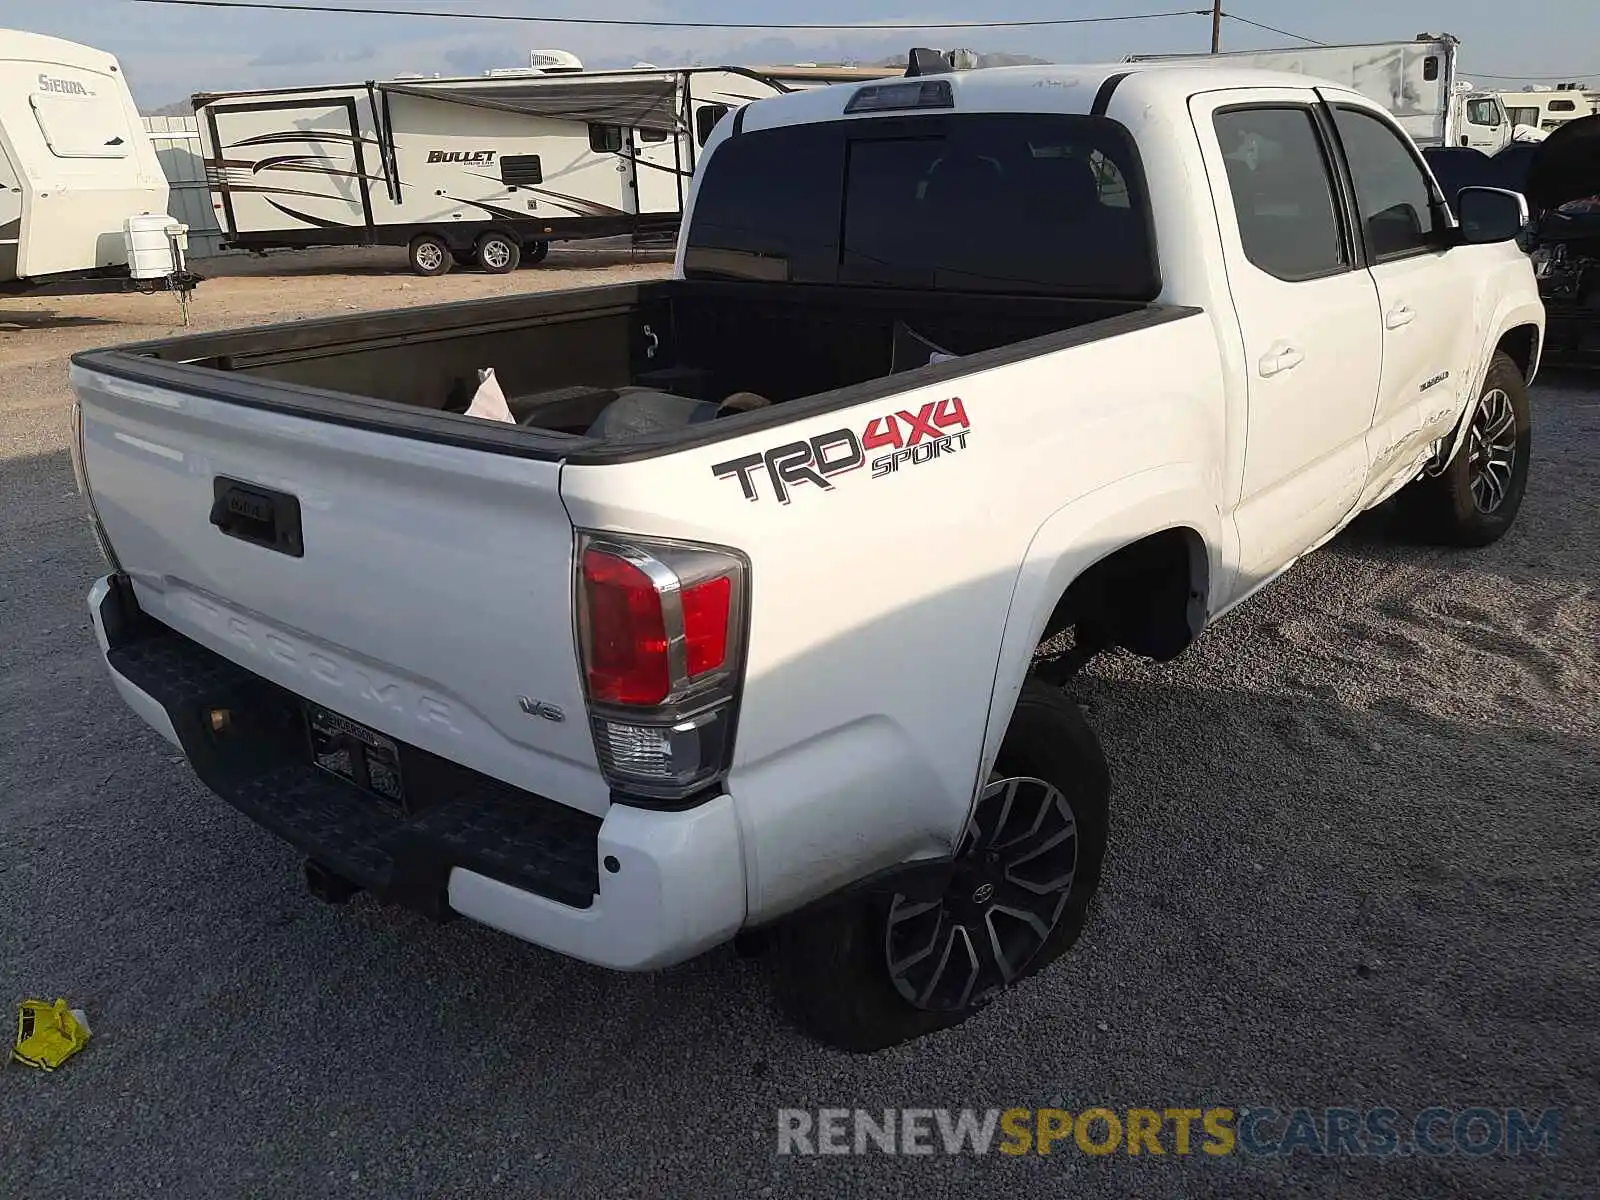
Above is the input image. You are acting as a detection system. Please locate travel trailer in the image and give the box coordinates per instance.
[1125,34,1512,154]
[0,29,195,297]
[194,59,891,276]
[1498,85,1599,135]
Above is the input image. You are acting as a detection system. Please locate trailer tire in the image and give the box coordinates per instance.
[769,680,1110,1052]
[476,232,521,274]
[521,239,551,267]
[408,235,452,277]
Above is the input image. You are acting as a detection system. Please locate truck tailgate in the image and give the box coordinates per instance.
[71,364,608,817]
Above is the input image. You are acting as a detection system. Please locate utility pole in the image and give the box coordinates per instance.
[1210,0,1223,53]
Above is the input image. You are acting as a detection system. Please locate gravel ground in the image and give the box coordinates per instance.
[1,252,1597,1198]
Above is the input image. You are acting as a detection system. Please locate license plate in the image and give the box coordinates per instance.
[305,703,406,808]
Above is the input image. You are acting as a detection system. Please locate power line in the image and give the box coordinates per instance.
[1221,11,1327,47]
[129,0,1212,32]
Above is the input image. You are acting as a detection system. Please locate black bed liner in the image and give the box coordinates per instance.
[71,279,1201,466]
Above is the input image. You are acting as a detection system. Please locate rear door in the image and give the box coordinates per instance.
[1323,97,1480,499]
[207,97,373,236]
[1192,89,1384,582]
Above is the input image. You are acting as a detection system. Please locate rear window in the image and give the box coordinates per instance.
[683,113,1159,299]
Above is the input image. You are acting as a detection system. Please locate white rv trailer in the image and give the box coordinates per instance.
[1125,34,1512,154]
[194,62,890,276]
[0,29,195,296]
[1498,86,1600,134]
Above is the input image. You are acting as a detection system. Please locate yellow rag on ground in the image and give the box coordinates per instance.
[13,999,91,1071]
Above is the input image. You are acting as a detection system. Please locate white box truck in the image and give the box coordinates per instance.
[0,29,196,299]
[1125,34,1511,154]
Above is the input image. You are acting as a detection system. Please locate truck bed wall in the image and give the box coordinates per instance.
[149,280,1140,418]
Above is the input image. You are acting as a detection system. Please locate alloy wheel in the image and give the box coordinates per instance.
[481,239,513,270]
[414,242,444,272]
[1467,387,1517,514]
[885,776,1079,1012]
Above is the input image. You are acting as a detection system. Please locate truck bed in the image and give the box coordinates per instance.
[71,280,1173,460]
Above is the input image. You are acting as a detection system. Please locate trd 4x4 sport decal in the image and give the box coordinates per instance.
[711,398,971,504]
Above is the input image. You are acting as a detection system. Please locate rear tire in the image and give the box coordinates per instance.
[521,239,551,266]
[1393,350,1532,546]
[770,679,1110,1052]
[408,234,451,277]
[476,231,521,274]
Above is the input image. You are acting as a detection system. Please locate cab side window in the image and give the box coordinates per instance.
[1466,98,1502,126]
[1331,106,1441,261]
[1213,106,1348,282]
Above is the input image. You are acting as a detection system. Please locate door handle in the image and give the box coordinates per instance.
[1258,343,1305,378]
[1385,304,1416,329]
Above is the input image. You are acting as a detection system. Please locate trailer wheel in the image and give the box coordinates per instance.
[476,232,521,274]
[450,249,476,267]
[521,239,551,267]
[408,235,452,277]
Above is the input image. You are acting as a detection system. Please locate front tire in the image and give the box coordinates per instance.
[770,680,1110,1052]
[1394,351,1532,546]
[408,234,451,277]
[476,231,521,274]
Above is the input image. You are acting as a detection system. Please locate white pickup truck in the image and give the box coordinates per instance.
[70,61,1544,1052]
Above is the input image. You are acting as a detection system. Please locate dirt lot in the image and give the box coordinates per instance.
[1,250,1597,1199]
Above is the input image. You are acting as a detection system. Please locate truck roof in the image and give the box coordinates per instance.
[732,61,1371,133]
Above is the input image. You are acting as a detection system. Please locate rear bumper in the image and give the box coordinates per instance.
[87,573,746,970]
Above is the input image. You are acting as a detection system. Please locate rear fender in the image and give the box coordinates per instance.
[973,466,1221,795]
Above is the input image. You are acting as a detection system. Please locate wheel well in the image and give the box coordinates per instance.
[1041,528,1208,663]
[1498,324,1539,382]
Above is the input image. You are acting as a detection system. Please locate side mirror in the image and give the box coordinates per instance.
[1454,186,1530,244]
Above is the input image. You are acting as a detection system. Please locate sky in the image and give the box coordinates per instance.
[3,0,1598,109]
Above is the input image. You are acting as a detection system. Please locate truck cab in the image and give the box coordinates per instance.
[1454,89,1512,153]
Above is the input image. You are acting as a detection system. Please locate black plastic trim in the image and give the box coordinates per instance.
[97,580,603,913]
[1090,72,1130,117]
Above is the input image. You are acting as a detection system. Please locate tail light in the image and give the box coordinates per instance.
[575,532,749,804]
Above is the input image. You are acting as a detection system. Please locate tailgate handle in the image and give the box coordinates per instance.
[209,477,304,558]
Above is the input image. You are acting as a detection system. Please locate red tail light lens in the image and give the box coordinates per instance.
[576,532,749,803]
[682,575,731,677]
[581,547,670,706]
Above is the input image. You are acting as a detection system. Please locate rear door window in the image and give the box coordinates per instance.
[684,113,1158,299]
[1213,107,1348,281]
